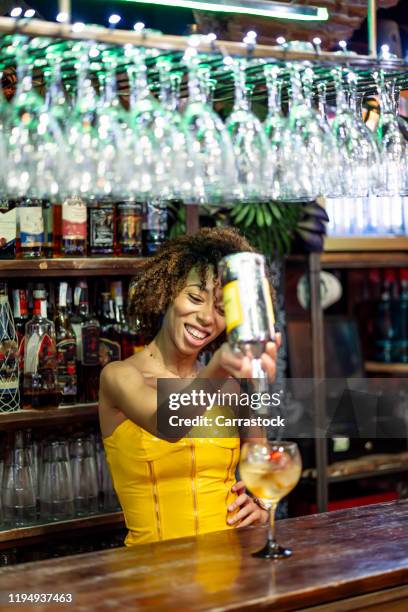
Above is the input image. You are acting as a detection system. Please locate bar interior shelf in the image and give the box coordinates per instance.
[0,257,148,277]
[0,511,124,544]
[0,403,98,430]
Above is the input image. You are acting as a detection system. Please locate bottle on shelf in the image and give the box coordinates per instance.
[112,281,134,359]
[52,201,62,257]
[42,199,53,258]
[0,199,17,259]
[23,286,58,409]
[142,200,167,255]
[16,198,44,259]
[12,288,28,396]
[88,200,115,256]
[99,292,121,367]
[71,281,100,402]
[393,269,408,364]
[111,281,126,359]
[372,270,397,363]
[116,201,143,256]
[59,196,88,257]
[54,282,78,405]
[0,282,20,412]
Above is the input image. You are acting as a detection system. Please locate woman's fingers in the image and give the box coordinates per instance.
[231,480,246,494]
[260,352,277,381]
[219,339,281,380]
[236,511,260,528]
[227,493,247,513]
[229,501,261,526]
[239,356,252,378]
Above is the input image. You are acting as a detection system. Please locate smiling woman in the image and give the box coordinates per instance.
[98,227,280,545]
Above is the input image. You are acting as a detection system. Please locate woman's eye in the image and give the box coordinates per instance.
[188,294,203,303]
[216,305,225,316]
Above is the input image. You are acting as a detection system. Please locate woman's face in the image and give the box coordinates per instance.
[163,267,226,355]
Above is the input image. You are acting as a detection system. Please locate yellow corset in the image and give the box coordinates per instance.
[103,410,240,546]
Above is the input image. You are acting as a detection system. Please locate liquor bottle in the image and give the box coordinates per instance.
[61,196,87,257]
[111,281,133,359]
[0,283,20,412]
[55,282,77,405]
[111,281,125,359]
[12,289,28,396]
[401,270,408,364]
[23,288,58,409]
[16,198,44,258]
[99,292,121,367]
[393,269,408,364]
[0,199,17,259]
[116,201,143,256]
[88,200,115,256]
[142,200,167,255]
[42,200,53,258]
[71,281,100,402]
[52,201,62,257]
[373,270,396,363]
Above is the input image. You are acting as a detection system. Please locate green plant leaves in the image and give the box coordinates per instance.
[166,199,302,257]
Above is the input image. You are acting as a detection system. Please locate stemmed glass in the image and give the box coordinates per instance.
[123,48,171,201]
[239,440,302,559]
[264,65,285,201]
[375,73,408,197]
[5,38,64,200]
[63,42,99,199]
[225,58,272,202]
[93,51,129,200]
[330,68,375,200]
[156,57,189,202]
[181,50,236,205]
[277,64,326,202]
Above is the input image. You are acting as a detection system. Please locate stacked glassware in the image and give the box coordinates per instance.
[0,428,120,528]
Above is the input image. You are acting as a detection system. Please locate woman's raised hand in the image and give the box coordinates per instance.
[208,333,281,380]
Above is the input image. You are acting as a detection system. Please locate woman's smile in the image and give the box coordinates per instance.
[184,323,211,347]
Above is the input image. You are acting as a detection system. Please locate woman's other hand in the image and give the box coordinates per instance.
[227,481,268,528]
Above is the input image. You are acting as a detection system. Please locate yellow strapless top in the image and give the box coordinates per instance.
[103,409,240,546]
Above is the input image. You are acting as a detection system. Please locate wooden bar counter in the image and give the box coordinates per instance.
[0,501,407,611]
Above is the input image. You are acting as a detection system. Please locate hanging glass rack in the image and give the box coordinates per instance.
[0,15,407,106]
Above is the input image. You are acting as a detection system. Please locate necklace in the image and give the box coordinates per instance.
[145,345,199,379]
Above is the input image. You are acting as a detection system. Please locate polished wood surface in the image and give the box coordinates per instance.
[286,251,408,270]
[365,361,408,374]
[0,403,98,430]
[320,250,408,268]
[0,501,407,611]
[324,237,408,253]
[0,512,124,546]
[0,257,147,277]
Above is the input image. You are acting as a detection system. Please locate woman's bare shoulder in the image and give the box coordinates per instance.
[99,357,144,392]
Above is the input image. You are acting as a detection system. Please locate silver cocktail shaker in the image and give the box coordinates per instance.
[218,252,275,379]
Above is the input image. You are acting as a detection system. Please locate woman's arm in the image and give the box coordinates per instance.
[99,337,280,438]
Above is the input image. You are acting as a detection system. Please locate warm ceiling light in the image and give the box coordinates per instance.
[116,0,329,21]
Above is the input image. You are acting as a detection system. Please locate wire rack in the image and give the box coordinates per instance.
[0,16,407,107]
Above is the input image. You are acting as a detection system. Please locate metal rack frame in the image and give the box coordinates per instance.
[0,15,405,69]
